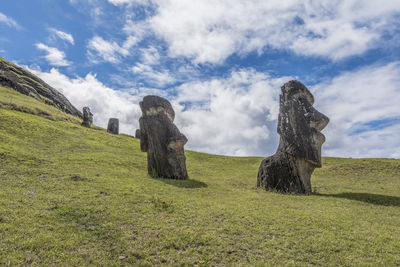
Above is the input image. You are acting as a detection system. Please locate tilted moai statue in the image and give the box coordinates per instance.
[107,118,119,134]
[81,106,93,128]
[139,95,188,179]
[257,80,329,194]
[135,129,141,139]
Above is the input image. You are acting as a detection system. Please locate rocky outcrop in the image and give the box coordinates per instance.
[257,80,329,194]
[139,95,188,179]
[81,107,93,128]
[0,57,82,118]
[107,118,119,134]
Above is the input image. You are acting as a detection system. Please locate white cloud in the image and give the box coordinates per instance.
[49,28,75,45]
[172,69,291,156]
[140,46,160,65]
[313,62,400,158]
[108,0,149,5]
[35,43,71,66]
[175,62,400,158]
[0,12,20,29]
[123,19,148,37]
[29,68,143,134]
[29,66,286,156]
[87,35,138,63]
[131,62,175,87]
[143,0,400,64]
[69,0,104,21]
[27,62,400,159]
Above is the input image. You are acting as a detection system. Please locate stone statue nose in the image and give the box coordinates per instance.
[308,109,329,131]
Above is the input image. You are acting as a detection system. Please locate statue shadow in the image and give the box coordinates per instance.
[316,192,400,207]
[154,177,208,189]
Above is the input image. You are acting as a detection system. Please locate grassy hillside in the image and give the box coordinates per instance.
[1,85,399,265]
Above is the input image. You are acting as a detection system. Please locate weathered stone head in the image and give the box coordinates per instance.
[277,80,329,167]
[139,95,175,122]
[107,118,119,134]
[81,106,93,128]
[139,95,188,179]
[257,80,329,194]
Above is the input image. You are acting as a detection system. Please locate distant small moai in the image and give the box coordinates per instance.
[81,106,93,128]
[139,95,188,179]
[135,129,141,139]
[257,80,329,194]
[107,118,119,134]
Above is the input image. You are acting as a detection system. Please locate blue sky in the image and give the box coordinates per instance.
[1,0,400,158]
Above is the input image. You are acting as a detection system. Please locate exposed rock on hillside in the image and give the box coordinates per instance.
[0,57,82,118]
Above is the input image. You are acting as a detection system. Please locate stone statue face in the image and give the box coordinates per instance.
[83,107,93,122]
[139,95,175,122]
[278,81,329,167]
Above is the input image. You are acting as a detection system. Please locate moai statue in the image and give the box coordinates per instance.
[257,80,329,194]
[135,129,141,139]
[81,106,93,128]
[139,95,188,179]
[107,118,119,134]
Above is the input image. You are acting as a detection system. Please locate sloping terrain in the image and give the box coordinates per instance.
[0,85,400,265]
[0,57,81,118]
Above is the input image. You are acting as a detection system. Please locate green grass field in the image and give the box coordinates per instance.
[1,85,399,265]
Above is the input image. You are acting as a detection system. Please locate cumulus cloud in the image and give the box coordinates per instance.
[49,28,75,45]
[35,43,71,66]
[87,35,138,63]
[29,68,143,134]
[0,12,20,29]
[131,63,175,87]
[175,62,400,158]
[313,62,400,158]
[172,69,291,156]
[143,0,400,64]
[27,61,400,159]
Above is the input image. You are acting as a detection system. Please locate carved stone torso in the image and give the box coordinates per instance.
[107,118,119,134]
[139,95,188,179]
[257,80,329,194]
[81,106,93,128]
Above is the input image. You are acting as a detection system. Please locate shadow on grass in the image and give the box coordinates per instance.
[155,177,207,188]
[317,192,400,207]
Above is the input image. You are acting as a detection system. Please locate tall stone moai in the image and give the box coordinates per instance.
[107,118,119,134]
[81,106,93,128]
[139,95,188,179]
[257,80,329,194]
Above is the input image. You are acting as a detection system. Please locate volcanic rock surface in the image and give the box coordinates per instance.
[0,57,81,118]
